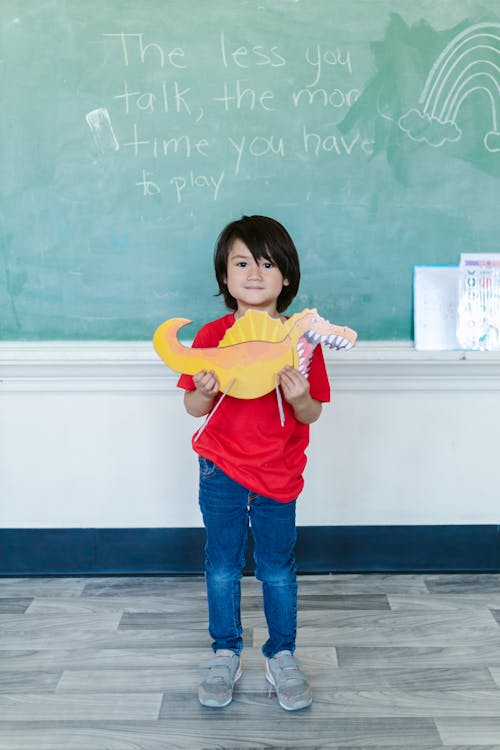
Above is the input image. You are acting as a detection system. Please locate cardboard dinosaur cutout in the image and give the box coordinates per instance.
[153,308,357,400]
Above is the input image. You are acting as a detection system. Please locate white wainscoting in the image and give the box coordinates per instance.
[1,342,499,528]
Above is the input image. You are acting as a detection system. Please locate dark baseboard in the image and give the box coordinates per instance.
[0,525,499,576]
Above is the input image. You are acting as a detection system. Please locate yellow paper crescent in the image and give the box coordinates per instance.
[153,308,357,399]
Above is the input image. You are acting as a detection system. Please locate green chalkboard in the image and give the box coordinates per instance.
[1,0,499,340]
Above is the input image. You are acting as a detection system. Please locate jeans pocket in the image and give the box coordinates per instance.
[199,456,217,478]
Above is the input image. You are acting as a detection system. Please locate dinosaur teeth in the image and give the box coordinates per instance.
[307,329,321,342]
[321,333,355,350]
[337,339,352,350]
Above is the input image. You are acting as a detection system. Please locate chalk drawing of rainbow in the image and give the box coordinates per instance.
[398,22,500,152]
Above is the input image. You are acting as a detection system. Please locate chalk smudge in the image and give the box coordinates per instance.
[86,108,119,151]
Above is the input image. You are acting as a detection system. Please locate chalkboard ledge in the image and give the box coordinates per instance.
[1,341,500,393]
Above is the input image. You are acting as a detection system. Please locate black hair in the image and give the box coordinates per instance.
[214,215,300,313]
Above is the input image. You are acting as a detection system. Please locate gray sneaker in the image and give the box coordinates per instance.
[265,650,312,711]
[198,649,242,707]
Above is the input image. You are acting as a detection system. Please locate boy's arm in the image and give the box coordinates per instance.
[278,365,323,424]
[183,370,220,417]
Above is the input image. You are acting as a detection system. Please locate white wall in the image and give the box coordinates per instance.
[1,342,499,528]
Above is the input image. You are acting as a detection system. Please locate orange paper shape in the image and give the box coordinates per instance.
[153,308,357,399]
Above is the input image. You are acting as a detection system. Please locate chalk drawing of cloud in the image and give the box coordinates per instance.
[398,22,500,152]
[398,108,462,147]
[484,130,500,151]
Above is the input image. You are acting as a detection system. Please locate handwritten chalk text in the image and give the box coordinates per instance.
[214,81,275,111]
[303,126,374,156]
[305,45,352,87]
[229,135,285,176]
[171,171,225,203]
[219,31,286,68]
[103,33,186,69]
[123,124,209,158]
[98,31,372,205]
[292,87,361,109]
[114,81,193,115]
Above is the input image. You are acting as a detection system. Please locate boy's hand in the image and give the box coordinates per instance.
[278,365,310,406]
[184,370,220,417]
[278,365,322,424]
[193,369,220,398]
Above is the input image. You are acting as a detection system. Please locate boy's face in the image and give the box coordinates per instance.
[224,238,289,317]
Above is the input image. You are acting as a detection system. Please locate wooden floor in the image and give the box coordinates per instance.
[1,573,500,749]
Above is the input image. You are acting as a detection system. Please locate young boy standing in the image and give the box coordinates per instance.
[177,215,330,710]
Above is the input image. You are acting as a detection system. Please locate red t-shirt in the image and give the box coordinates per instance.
[177,313,331,502]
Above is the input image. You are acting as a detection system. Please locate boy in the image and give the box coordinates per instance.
[177,215,330,710]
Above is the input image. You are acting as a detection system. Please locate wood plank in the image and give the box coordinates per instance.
[389,593,500,611]
[0,671,62,693]
[25,595,209,616]
[81,577,205,597]
[0,579,86,597]
[436,717,500,744]
[0,647,209,671]
[0,719,442,750]
[337,644,500,668]
[0,598,33,614]
[255,609,500,647]
[0,693,163,721]
[425,574,500,594]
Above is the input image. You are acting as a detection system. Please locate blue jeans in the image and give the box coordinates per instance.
[198,457,297,658]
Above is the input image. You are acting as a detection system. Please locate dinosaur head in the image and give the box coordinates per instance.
[291,309,358,375]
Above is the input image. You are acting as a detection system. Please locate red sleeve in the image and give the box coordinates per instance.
[177,373,196,390]
[308,345,331,403]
